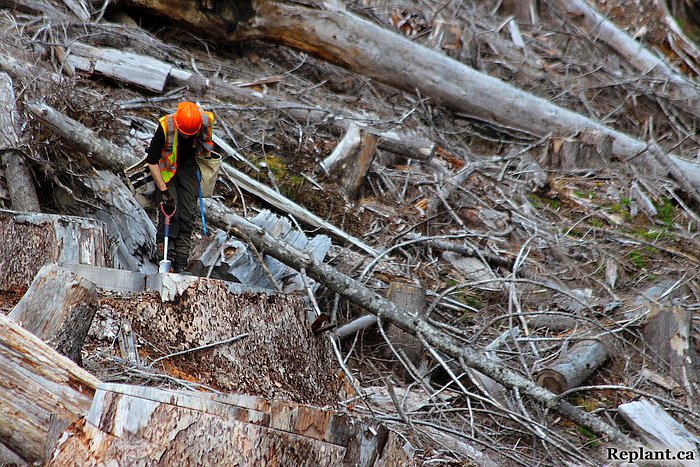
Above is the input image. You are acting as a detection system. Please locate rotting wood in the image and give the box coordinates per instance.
[220,208,636,445]
[540,132,611,171]
[0,313,99,465]
[0,210,110,291]
[0,72,40,212]
[535,339,609,394]
[321,123,378,199]
[9,263,98,365]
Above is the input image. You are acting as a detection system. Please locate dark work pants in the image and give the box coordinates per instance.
[155,159,199,270]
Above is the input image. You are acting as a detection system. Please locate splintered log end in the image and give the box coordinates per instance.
[535,369,568,394]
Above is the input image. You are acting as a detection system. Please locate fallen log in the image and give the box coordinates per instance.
[535,339,609,394]
[8,263,98,365]
[0,313,99,465]
[0,73,40,213]
[0,210,111,291]
[220,208,635,445]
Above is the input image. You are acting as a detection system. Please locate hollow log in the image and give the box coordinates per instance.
[49,383,389,466]
[0,73,40,213]
[535,340,609,394]
[321,123,377,199]
[220,208,634,444]
[0,210,111,291]
[0,313,99,465]
[8,263,98,365]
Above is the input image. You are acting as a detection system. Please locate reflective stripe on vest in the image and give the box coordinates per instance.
[157,110,215,184]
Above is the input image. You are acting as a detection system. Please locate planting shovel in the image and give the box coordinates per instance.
[159,202,177,273]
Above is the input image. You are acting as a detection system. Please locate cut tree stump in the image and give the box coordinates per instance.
[384,281,426,380]
[321,123,378,199]
[0,211,111,291]
[0,313,99,465]
[642,305,700,388]
[113,278,339,405]
[540,131,613,171]
[49,383,390,466]
[8,263,98,365]
[535,339,609,394]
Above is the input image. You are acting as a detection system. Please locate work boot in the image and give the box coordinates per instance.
[172,260,188,274]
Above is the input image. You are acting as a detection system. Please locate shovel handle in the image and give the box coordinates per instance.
[159,202,177,224]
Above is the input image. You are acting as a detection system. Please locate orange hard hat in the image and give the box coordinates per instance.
[174,101,202,136]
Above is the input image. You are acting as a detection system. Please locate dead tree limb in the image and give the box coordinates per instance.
[221,209,635,445]
[0,73,40,212]
[535,340,609,394]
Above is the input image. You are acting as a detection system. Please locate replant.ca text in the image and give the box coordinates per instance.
[607,447,695,462]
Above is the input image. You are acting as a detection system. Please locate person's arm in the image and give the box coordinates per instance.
[148,163,167,192]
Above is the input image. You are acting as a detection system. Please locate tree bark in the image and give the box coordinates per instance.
[0,313,99,465]
[9,263,98,365]
[0,211,111,291]
[0,72,40,212]
[535,340,609,394]
[220,208,635,445]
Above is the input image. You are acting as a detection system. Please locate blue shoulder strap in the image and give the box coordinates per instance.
[196,168,207,235]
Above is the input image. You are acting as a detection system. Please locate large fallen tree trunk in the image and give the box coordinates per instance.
[118,0,700,186]
[0,313,99,465]
[218,207,635,445]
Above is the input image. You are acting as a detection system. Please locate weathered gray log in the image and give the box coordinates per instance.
[618,399,700,464]
[9,264,98,365]
[321,123,377,199]
[335,314,378,339]
[0,313,99,465]
[115,277,339,405]
[67,42,172,93]
[220,209,634,444]
[0,72,40,212]
[642,305,700,387]
[49,383,389,466]
[0,211,111,291]
[427,165,474,217]
[535,340,609,394]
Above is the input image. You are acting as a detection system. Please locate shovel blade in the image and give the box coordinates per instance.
[159,260,171,273]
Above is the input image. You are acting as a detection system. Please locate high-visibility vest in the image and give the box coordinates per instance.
[158,110,215,183]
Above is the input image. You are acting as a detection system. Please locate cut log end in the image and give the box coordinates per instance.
[535,369,568,394]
